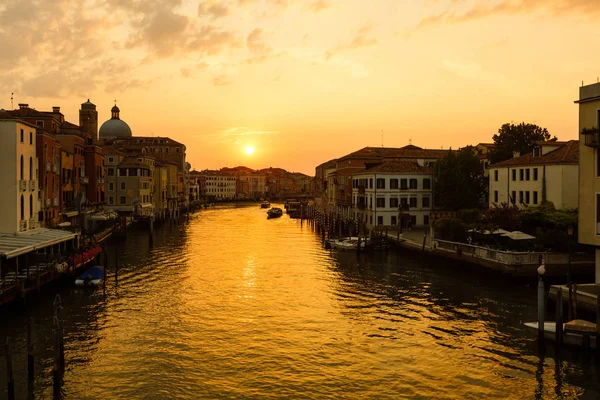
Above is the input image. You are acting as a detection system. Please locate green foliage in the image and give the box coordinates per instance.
[518,205,577,251]
[488,122,557,164]
[483,202,521,232]
[433,146,486,211]
[458,209,482,224]
[433,218,467,242]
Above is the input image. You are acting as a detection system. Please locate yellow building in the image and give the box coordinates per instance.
[154,162,168,218]
[576,82,600,281]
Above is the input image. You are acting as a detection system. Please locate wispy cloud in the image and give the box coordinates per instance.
[325,24,378,60]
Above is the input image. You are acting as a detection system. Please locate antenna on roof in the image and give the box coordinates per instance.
[10,92,13,109]
[381,130,384,147]
[409,138,412,145]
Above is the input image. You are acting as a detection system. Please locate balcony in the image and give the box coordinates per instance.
[45,198,51,207]
[19,180,27,192]
[81,176,89,184]
[29,180,36,191]
[358,185,365,194]
[582,127,600,148]
[29,218,36,229]
[20,220,27,232]
[54,197,59,207]
[46,162,50,172]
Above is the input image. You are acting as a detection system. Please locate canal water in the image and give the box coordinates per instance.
[1,204,599,399]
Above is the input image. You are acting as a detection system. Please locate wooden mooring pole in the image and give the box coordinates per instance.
[555,287,563,345]
[537,276,545,342]
[5,338,15,400]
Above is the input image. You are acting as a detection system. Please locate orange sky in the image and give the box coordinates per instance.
[1,0,598,175]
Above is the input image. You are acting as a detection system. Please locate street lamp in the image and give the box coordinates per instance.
[567,225,573,320]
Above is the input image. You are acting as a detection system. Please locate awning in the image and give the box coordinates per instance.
[501,231,536,240]
[64,211,79,218]
[0,228,78,259]
[140,203,153,209]
[89,214,109,221]
[57,222,72,227]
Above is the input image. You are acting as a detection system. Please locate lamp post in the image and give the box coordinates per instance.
[567,225,573,320]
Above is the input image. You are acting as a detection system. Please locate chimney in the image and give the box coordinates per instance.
[52,106,60,113]
[18,103,28,116]
[512,151,520,158]
[18,103,28,109]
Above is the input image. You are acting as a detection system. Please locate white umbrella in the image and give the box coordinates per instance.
[501,231,535,240]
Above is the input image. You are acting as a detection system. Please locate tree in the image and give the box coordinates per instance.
[488,122,556,164]
[433,146,486,211]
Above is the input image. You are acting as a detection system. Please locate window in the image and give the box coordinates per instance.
[511,191,516,205]
[29,131,32,144]
[369,178,373,189]
[519,169,524,181]
[377,216,383,226]
[391,216,397,226]
[36,121,44,129]
[20,129,24,143]
[512,169,516,181]
[29,157,32,180]
[423,178,431,190]
[519,191,524,204]
[410,215,417,226]
[494,170,498,181]
[108,182,114,191]
[390,198,399,208]
[20,195,24,220]
[533,191,538,205]
[597,149,600,177]
[533,168,538,181]
[525,191,530,204]
[120,182,125,190]
[400,179,408,190]
[29,195,33,218]
[369,215,373,225]
[409,197,417,208]
[376,178,385,189]
[526,169,530,181]
[109,196,114,205]
[108,168,114,176]
[422,197,430,208]
[119,196,126,205]
[20,155,23,180]
[369,197,372,209]
[494,190,498,203]
[400,198,408,209]
[390,179,398,189]
[376,198,386,208]
[409,179,417,189]
[424,215,429,225]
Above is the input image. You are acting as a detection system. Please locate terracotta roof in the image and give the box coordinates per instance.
[359,160,433,174]
[491,140,579,167]
[339,145,449,161]
[534,140,568,146]
[60,121,80,129]
[477,143,496,148]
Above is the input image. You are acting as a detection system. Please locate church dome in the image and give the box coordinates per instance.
[99,104,132,139]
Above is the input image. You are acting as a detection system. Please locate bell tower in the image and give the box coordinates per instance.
[79,99,98,144]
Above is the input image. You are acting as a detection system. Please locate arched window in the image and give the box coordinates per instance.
[29,157,33,180]
[20,155,24,180]
[29,194,33,218]
[20,195,24,220]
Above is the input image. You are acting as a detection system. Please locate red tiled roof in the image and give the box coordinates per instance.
[339,145,449,161]
[491,140,579,167]
[360,160,433,174]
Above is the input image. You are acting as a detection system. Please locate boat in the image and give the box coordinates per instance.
[75,265,105,287]
[267,207,283,219]
[327,237,369,250]
[260,201,271,209]
[524,321,598,349]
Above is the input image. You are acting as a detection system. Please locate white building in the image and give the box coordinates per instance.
[0,120,40,233]
[352,160,434,229]
[488,140,579,209]
[202,171,237,200]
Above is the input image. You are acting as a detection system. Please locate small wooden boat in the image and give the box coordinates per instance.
[75,265,105,287]
[260,201,271,209]
[267,207,283,218]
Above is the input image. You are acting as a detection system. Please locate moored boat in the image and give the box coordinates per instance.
[75,265,105,287]
[260,201,271,209]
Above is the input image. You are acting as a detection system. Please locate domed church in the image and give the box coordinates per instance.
[99,104,132,140]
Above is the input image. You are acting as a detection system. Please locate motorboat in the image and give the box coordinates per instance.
[75,265,105,287]
[267,207,283,219]
[260,201,271,209]
[327,237,369,250]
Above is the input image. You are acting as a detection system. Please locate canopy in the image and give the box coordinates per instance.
[57,222,72,227]
[468,228,510,235]
[501,231,536,241]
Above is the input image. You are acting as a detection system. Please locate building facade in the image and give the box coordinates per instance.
[488,141,579,209]
[0,120,40,233]
[351,160,434,230]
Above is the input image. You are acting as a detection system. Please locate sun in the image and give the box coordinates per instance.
[245,146,255,155]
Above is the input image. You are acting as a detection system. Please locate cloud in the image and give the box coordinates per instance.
[188,25,241,55]
[212,74,232,86]
[198,0,230,19]
[418,0,600,28]
[324,24,378,60]
[306,0,332,12]
[244,27,284,63]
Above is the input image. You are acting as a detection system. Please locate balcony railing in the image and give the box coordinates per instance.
[29,218,36,229]
[582,127,600,148]
[46,162,50,172]
[20,220,27,232]
[19,180,27,192]
[81,177,89,184]
[29,180,36,191]
[46,198,51,207]
[54,197,59,207]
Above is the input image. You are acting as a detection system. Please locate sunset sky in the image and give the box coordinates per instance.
[1,0,598,174]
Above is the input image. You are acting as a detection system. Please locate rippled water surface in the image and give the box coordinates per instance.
[2,204,600,399]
